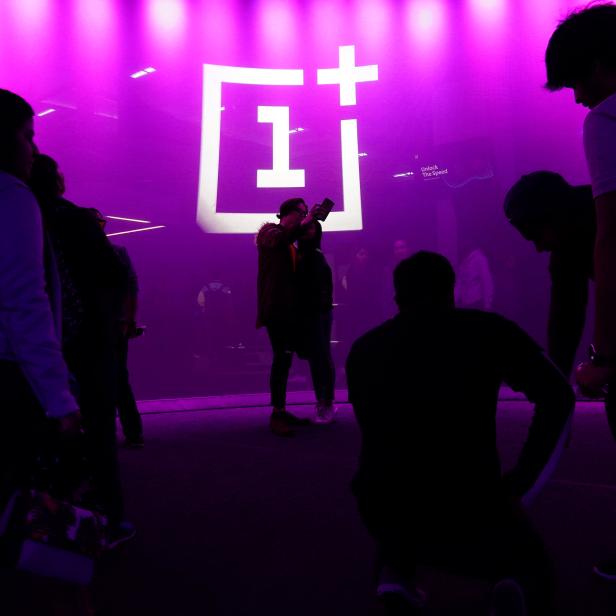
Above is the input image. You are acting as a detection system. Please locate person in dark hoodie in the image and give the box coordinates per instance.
[297,220,336,424]
[29,153,134,547]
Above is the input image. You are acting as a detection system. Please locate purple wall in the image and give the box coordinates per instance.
[0,0,594,398]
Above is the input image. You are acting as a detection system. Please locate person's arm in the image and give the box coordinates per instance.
[499,318,575,503]
[0,185,78,418]
[576,109,616,390]
[547,253,589,378]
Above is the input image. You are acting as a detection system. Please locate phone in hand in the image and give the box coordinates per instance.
[315,198,334,221]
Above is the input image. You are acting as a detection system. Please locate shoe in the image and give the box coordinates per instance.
[269,412,294,437]
[490,578,527,616]
[107,521,137,550]
[314,402,336,425]
[593,558,616,581]
[278,410,311,427]
[123,435,145,448]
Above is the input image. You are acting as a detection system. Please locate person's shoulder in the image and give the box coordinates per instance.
[0,172,39,213]
[349,319,397,356]
[454,308,514,333]
[584,94,616,136]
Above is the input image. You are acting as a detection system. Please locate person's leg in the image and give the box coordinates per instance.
[429,503,555,616]
[266,322,293,410]
[604,377,616,441]
[307,311,336,423]
[0,361,47,508]
[66,336,125,526]
[116,335,144,444]
[354,487,426,613]
[266,322,297,436]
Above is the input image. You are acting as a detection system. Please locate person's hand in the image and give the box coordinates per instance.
[306,204,325,223]
[576,361,611,398]
[56,411,82,438]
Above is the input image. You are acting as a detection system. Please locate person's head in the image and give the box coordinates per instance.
[394,251,456,314]
[393,239,411,262]
[298,220,322,252]
[277,197,308,228]
[29,154,65,201]
[0,89,35,181]
[545,3,616,108]
[504,171,591,252]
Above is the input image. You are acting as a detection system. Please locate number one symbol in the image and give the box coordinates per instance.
[256,106,306,188]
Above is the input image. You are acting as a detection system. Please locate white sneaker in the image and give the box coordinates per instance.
[490,578,527,616]
[314,403,336,424]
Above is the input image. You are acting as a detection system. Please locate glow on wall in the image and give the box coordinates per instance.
[196,45,378,233]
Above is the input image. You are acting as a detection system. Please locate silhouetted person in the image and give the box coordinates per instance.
[297,221,336,423]
[505,172,595,379]
[347,251,574,616]
[256,198,327,436]
[91,209,144,448]
[0,90,80,510]
[29,154,134,546]
[546,7,616,579]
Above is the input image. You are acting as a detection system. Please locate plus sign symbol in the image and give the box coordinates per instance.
[197,45,378,234]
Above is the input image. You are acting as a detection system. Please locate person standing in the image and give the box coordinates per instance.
[256,198,325,437]
[297,221,336,424]
[0,90,80,507]
[29,154,133,545]
[545,3,616,579]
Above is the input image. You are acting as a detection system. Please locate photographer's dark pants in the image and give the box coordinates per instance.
[266,321,294,409]
[116,335,143,441]
[356,488,555,616]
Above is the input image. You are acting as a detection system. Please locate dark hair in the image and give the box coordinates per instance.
[277,197,306,219]
[0,89,34,171]
[545,3,616,90]
[504,171,577,234]
[393,251,455,310]
[29,154,61,201]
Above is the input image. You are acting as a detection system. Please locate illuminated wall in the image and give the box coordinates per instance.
[0,0,593,396]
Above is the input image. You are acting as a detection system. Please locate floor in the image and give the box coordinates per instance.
[3,394,616,615]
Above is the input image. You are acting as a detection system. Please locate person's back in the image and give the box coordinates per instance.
[350,309,520,512]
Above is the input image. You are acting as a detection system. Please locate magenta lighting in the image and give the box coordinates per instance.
[106,225,166,238]
[36,108,56,117]
[131,67,157,79]
[106,216,152,224]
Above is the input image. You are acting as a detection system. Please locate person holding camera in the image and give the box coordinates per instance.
[256,197,330,437]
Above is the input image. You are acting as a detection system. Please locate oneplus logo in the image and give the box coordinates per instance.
[197,46,378,233]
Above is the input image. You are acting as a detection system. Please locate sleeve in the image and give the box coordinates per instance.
[584,109,616,199]
[547,251,589,377]
[257,223,303,249]
[498,317,575,502]
[0,185,77,418]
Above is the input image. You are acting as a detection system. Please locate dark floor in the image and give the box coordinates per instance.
[3,398,616,615]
